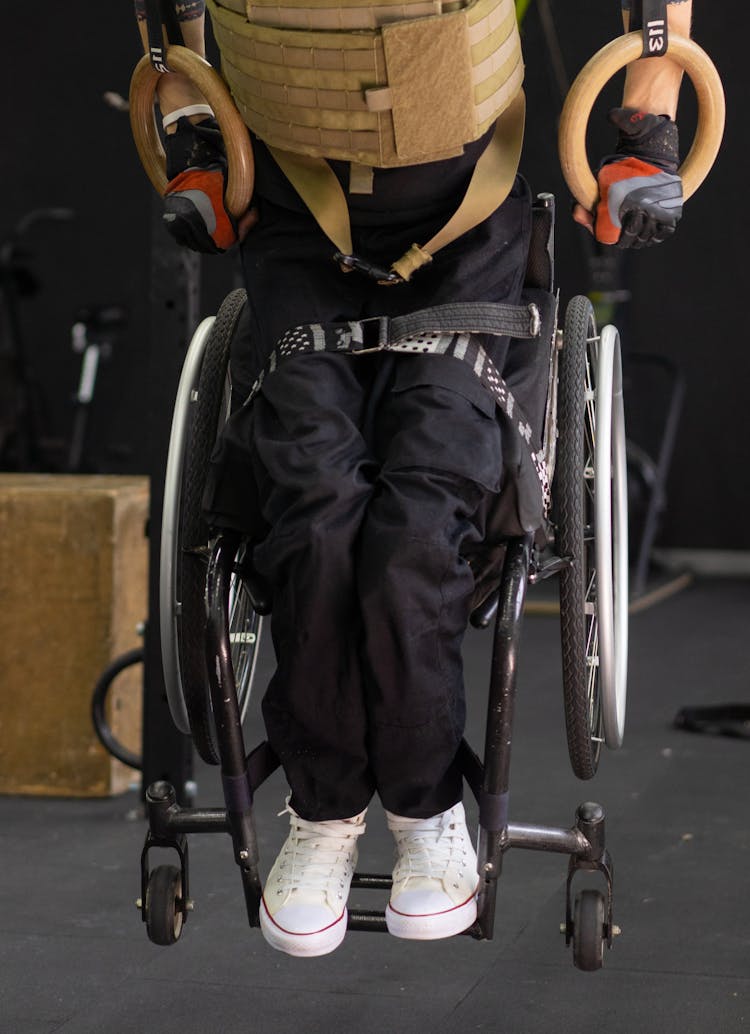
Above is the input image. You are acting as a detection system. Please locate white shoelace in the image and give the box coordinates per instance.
[389,810,471,886]
[273,805,366,898]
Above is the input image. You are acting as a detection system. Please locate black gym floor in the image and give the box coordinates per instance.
[1,576,748,1034]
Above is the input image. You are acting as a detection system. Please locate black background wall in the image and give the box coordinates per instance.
[2,1,745,549]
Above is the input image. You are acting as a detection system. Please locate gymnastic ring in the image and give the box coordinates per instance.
[558,32,725,212]
[129,45,254,219]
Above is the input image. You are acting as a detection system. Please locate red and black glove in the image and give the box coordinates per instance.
[595,107,683,249]
[163,116,238,253]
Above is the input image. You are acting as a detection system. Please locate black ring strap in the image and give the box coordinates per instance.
[628,0,670,59]
[145,0,186,73]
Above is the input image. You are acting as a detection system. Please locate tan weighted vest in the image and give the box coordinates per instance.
[207,0,524,168]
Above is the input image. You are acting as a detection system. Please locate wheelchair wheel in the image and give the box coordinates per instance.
[556,297,629,778]
[557,296,601,778]
[144,864,185,946]
[572,889,606,972]
[160,288,263,764]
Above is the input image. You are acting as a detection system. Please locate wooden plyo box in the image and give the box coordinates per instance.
[0,475,148,796]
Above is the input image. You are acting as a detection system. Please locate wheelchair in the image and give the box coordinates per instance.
[138,193,629,972]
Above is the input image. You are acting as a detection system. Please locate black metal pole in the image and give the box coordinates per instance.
[206,533,263,924]
[476,534,532,937]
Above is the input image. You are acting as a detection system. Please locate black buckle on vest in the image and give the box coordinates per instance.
[334,252,402,286]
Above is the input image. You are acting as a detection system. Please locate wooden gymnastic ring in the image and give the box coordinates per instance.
[129,45,254,219]
[559,32,725,212]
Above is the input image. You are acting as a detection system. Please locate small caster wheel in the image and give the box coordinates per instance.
[145,864,185,946]
[572,889,606,971]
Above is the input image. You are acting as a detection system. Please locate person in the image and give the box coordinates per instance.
[135,0,693,957]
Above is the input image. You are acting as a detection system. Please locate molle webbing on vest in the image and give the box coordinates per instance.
[206,0,523,166]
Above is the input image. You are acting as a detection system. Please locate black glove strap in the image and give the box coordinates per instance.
[608,107,679,172]
[144,0,185,73]
[628,0,669,58]
[165,116,227,180]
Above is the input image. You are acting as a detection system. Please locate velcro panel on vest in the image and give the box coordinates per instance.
[207,0,522,167]
[381,12,475,161]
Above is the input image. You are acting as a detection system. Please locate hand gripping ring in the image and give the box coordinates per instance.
[559,32,725,212]
[129,45,254,219]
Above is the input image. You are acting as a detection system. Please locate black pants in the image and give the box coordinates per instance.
[206,177,532,820]
[251,350,510,820]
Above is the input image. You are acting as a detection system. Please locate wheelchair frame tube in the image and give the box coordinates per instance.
[476,534,532,938]
[506,822,589,855]
[206,533,264,925]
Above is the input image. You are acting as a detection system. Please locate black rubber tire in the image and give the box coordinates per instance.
[177,288,247,764]
[572,888,606,972]
[556,295,602,780]
[145,864,185,946]
[90,647,144,770]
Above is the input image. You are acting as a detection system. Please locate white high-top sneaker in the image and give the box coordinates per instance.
[259,800,366,957]
[385,802,478,940]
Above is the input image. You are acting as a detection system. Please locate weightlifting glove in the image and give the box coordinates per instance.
[595,107,683,249]
[163,116,238,253]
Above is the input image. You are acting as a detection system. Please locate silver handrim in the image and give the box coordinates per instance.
[594,326,629,747]
[211,389,261,727]
[159,317,215,734]
[228,544,264,723]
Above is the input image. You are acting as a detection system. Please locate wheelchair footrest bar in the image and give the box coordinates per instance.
[348,910,388,932]
[351,872,392,890]
[347,910,485,937]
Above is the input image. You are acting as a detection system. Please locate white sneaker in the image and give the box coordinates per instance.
[385,802,478,940]
[259,800,366,957]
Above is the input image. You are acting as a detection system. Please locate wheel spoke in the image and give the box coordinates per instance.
[586,618,599,727]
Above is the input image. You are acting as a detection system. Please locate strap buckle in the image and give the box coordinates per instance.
[346,315,391,354]
[334,252,402,286]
